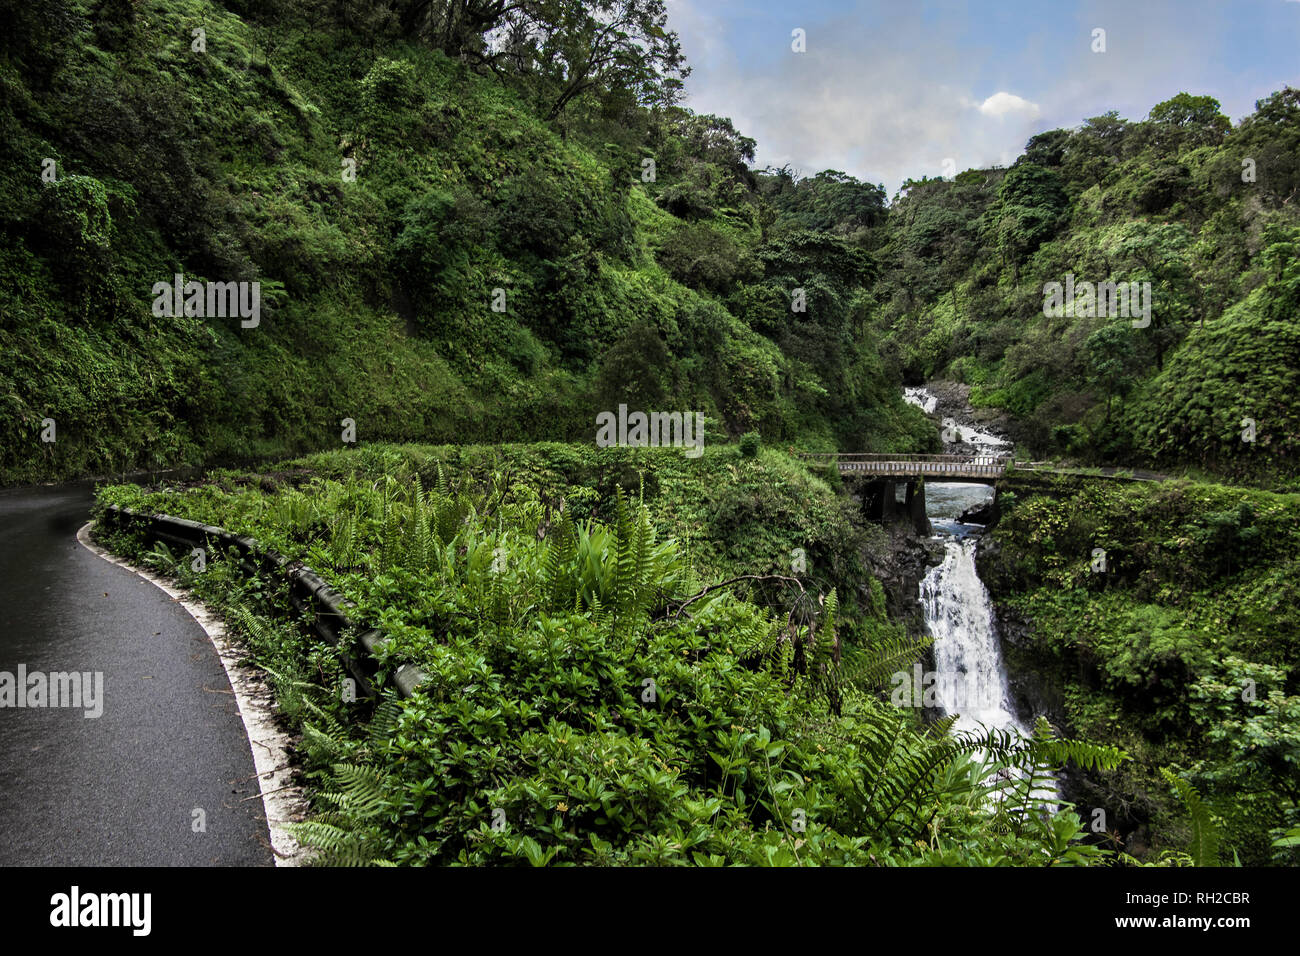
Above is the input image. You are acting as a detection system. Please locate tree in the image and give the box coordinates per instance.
[1227,88,1300,206]
[528,0,689,120]
[1063,111,1132,187]
[1085,322,1144,420]
[1190,657,1300,807]
[1104,221,1195,367]
[757,231,876,291]
[38,175,114,299]
[655,223,753,295]
[352,1,688,122]
[1147,93,1230,150]
[990,163,1066,274]
[672,112,756,174]
[1,0,79,84]
[389,1,523,57]
[393,188,494,331]
[767,170,887,237]
[594,320,675,409]
[1019,128,1070,168]
[652,111,760,222]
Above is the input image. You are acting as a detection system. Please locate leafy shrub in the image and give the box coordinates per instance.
[984,475,1300,863]
[360,57,420,112]
[496,166,632,262]
[38,174,113,290]
[655,222,753,294]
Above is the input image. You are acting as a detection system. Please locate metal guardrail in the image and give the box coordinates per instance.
[99,504,428,700]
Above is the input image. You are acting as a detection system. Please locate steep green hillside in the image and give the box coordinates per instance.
[0,0,929,485]
[982,473,1300,864]
[6,5,1296,488]
[869,92,1300,485]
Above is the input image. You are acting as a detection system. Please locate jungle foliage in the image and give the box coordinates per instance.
[96,447,1125,866]
[0,0,931,486]
[871,92,1300,486]
[982,473,1300,865]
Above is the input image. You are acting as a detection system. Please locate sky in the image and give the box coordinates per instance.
[664,0,1300,195]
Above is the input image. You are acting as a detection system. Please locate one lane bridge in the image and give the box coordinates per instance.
[796,452,1164,534]
[798,452,1011,484]
[797,452,1016,535]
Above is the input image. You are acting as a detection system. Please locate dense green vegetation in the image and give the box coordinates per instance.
[874,93,1300,484]
[5,5,1296,487]
[0,0,932,486]
[7,0,1295,868]
[95,445,1128,865]
[116,440,887,630]
[982,473,1300,865]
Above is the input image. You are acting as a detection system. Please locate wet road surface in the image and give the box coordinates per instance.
[0,484,273,866]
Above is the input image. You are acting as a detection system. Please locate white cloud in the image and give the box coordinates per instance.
[667,0,1286,195]
[668,5,1059,193]
[977,92,1042,120]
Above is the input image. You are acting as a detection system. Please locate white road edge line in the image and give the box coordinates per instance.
[77,521,309,866]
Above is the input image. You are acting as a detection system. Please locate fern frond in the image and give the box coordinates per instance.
[544,512,576,612]
[367,696,404,752]
[1161,768,1220,866]
[287,820,376,867]
[612,491,635,640]
[327,762,389,819]
[841,633,934,692]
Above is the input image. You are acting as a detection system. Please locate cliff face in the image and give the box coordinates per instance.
[864,519,944,637]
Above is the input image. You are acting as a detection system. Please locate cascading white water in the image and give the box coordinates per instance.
[942,420,1010,454]
[907,385,1057,805]
[920,537,1025,736]
[903,384,1010,455]
[903,386,938,415]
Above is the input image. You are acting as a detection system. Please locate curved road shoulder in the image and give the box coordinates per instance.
[78,522,309,866]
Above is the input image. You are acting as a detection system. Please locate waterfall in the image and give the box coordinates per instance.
[905,384,1056,805]
[920,537,1025,736]
[903,383,1010,455]
[903,386,938,415]
[920,530,1058,807]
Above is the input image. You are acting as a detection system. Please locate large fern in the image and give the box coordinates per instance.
[1161,767,1220,866]
[406,478,432,571]
[839,632,935,692]
[611,491,636,641]
[320,762,389,819]
[289,815,385,867]
[543,511,577,612]
[817,706,1126,844]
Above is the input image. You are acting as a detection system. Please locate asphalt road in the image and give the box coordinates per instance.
[0,483,273,866]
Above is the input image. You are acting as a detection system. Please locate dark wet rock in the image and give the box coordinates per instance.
[919,378,1031,451]
[926,379,1015,434]
[957,501,995,525]
[990,603,1069,732]
[860,520,944,638]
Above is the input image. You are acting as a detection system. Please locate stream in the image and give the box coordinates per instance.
[904,386,1054,800]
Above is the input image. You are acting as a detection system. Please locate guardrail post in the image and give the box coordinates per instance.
[96,504,427,701]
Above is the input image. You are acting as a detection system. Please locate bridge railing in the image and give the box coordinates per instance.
[796,452,1011,461]
[795,452,1013,477]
